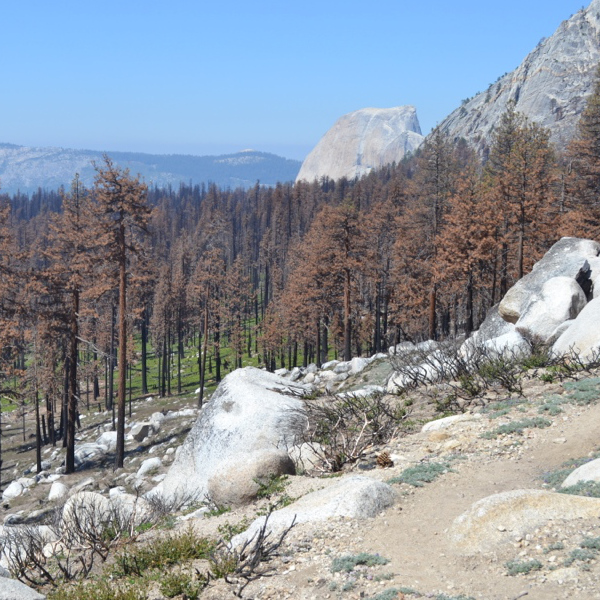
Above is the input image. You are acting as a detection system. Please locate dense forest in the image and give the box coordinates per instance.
[3,77,600,475]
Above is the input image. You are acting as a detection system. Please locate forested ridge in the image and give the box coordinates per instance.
[3,83,600,474]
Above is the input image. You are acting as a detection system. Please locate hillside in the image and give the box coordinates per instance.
[439,0,600,152]
[2,355,600,600]
[0,144,301,194]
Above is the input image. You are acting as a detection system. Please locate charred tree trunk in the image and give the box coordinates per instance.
[141,308,148,395]
[66,290,79,474]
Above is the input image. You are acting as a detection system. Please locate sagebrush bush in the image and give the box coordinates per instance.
[388,462,451,487]
[481,417,551,439]
[559,481,600,498]
[331,552,390,573]
[581,536,600,550]
[505,559,542,576]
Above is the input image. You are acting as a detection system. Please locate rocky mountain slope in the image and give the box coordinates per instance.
[439,0,600,152]
[0,144,301,195]
[296,106,423,183]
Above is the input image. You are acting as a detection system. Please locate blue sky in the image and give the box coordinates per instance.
[0,1,589,160]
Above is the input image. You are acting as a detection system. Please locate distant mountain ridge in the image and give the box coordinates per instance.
[0,143,302,195]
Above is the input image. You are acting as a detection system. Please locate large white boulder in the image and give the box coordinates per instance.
[95,431,117,452]
[61,492,112,542]
[553,296,600,359]
[0,577,46,599]
[48,482,68,502]
[470,304,514,343]
[109,493,153,528]
[1,482,23,502]
[73,443,108,468]
[136,457,162,478]
[514,276,587,343]
[232,476,395,547]
[130,422,153,442]
[207,450,295,508]
[499,238,598,324]
[151,367,308,505]
[561,457,600,488]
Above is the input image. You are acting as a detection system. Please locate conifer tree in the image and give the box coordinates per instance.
[485,106,557,295]
[43,175,96,473]
[393,128,460,340]
[92,157,150,470]
[564,66,600,236]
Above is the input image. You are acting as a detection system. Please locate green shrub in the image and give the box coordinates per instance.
[216,517,251,542]
[112,528,215,577]
[208,549,239,579]
[331,552,389,573]
[581,536,600,550]
[398,588,421,596]
[255,474,289,498]
[388,462,451,487]
[538,403,562,415]
[505,559,542,576]
[543,542,565,553]
[367,589,401,600]
[160,571,206,599]
[483,398,527,415]
[559,481,600,498]
[564,548,597,566]
[48,580,146,600]
[563,377,600,405]
[481,417,551,439]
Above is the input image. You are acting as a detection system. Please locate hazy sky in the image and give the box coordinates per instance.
[1,1,589,160]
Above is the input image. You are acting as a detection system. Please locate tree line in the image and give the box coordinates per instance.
[2,74,600,478]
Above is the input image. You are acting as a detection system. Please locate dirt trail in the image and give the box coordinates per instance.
[359,402,600,600]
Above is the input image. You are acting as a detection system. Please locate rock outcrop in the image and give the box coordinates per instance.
[152,367,308,505]
[561,457,600,487]
[439,0,600,152]
[296,106,423,183]
[449,489,600,554]
[0,575,46,600]
[495,237,599,347]
[232,476,395,547]
[553,296,600,359]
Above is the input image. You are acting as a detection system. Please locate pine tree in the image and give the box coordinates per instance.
[485,106,557,295]
[43,175,96,473]
[92,156,150,470]
[564,66,600,236]
[393,128,460,340]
